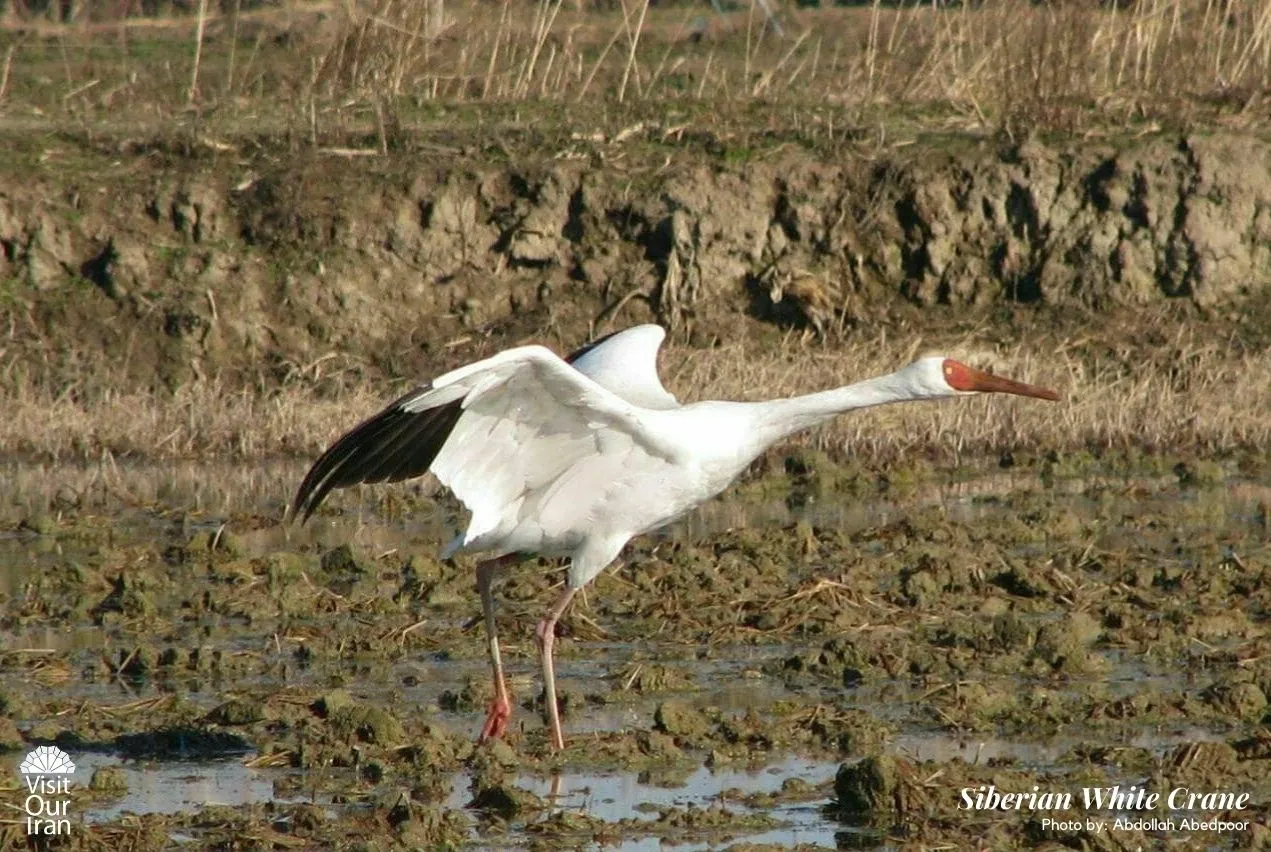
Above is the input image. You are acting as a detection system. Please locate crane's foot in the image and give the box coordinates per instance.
[477,696,511,743]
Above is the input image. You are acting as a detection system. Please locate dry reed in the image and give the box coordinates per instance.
[4,0,1271,134]
[0,328,1264,466]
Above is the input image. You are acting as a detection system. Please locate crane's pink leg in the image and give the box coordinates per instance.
[476,555,517,743]
[535,586,578,753]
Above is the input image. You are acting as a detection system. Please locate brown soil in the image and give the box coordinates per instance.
[3,129,1270,397]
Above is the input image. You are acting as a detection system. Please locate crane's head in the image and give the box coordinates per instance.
[906,356,1060,401]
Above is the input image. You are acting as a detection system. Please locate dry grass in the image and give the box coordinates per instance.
[3,0,1271,136]
[0,376,385,461]
[0,326,1265,467]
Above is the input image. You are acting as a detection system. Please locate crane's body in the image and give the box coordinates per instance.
[292,324,1059,752]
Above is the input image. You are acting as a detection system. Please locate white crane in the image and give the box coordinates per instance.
[291,325,1058,752]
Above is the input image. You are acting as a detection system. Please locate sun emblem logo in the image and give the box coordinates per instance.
[19,746,76,775]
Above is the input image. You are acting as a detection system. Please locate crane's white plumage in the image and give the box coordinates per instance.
[292,324,1059,752]
[406,343,683,569]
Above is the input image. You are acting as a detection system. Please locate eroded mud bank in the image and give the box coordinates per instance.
[3,131,1270,392]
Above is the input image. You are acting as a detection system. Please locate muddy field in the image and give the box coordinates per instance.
[1,452,1269,849]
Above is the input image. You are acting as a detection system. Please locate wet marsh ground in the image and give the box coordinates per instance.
[2,455,1270,849]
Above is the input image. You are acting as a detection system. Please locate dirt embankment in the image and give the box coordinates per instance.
[2,131,1269,391]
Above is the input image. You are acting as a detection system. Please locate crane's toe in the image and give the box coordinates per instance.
[477,696,512,743]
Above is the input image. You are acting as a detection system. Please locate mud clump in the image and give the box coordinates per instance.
[900,550,981,607]
[19,514,57,535]
[1204,677,1268,723]
[1031,610,1102,674]
[389,797,469,848]
[438,678,493,714]
[89,766,128,796]
[611,662,696,694]
[654,701,712,743]
[320,543,375,590]
[114,728,252,760]
[91,572,156,623]
[834,754,923,815]
[468,740,542,818]
[468,783,544,819]
[795,707,894,756]
[205,698,265,726]
[635,730,684,761]
[325,702,408,747]
[783,636,874,686]
[0,717,22,750]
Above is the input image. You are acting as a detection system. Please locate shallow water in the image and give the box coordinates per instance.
[2,461,1269,849]
[0,726,1242,848]
[0,747,842,845]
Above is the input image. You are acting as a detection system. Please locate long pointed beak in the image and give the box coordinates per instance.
[943,359,1060,401]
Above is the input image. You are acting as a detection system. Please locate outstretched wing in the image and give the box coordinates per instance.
[290,344,682,527]
[566,324,678,410]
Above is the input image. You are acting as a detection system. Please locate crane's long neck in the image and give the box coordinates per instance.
[743,370,930,453]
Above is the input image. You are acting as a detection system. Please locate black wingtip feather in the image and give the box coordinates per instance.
[291,392,464,524]
[291,407,405,523]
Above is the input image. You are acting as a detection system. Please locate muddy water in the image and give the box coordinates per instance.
[1,459,1269,849]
